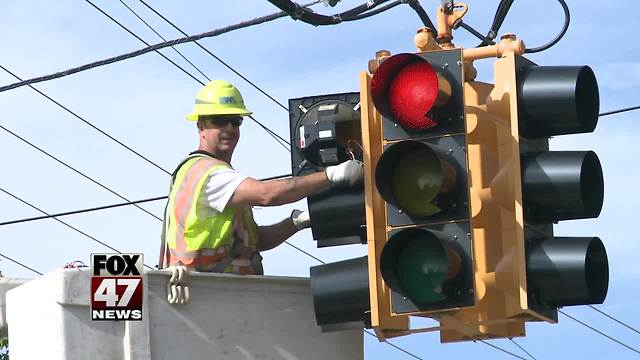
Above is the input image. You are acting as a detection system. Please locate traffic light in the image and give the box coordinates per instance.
[361,41,608,342]
[440,49,608,342]
[288,93,371,331]
[361,49,475,338]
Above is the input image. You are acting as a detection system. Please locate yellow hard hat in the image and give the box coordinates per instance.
[185,80,252,121]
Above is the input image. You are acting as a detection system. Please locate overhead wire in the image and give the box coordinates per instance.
[0,123,163,222]
[599,105,640,117]
[0,195,166,227]
[0,186,154,270]
[90,0,290,151]
[524,0,570,54]
[559,309,640,355]
[588,305,640,336]
[135,0,320,113]
[0,3,320,93]
[509,338,537,360]
[85,0,206,85]
[0,64,171,176]
[479,340,527,360]
[0,252,43,276]
[130,0,294,149]
[117,0,211,82]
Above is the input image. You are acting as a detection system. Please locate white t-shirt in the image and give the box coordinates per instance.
[201,167,248,213]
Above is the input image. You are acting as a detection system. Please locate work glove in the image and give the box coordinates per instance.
[291,209,311,231]
[325,159,364,187]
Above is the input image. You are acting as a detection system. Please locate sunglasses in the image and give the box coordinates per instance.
[202,116,243,127]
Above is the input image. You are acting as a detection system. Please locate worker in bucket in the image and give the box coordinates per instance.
[160,80,362,274]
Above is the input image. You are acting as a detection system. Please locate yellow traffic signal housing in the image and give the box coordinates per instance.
[442,50,608,342]
[362,39,608,342]
[361,48,476,339]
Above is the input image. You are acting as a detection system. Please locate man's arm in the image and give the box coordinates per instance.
[256,217,298,251]
[229,171,328,208]
[228,160,363,208]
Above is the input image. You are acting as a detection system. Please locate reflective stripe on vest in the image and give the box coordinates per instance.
[165,156,258,270]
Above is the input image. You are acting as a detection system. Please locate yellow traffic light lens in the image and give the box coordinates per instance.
[376,141,457,218]
[392,148,442,217]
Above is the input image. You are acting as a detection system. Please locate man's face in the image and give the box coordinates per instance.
[198,115,243,156]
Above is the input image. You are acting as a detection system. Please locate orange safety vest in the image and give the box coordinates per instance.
[161,152,262,274]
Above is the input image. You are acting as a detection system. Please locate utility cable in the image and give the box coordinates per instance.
[0,196,166,227]
[0,252,43,276]
[128,0,292,150]
[525,0,569,53]
[85,0,205,86]
[599,105,640,117]
[136,0,321,113]
[363,330,425,360]
[588,305,640,336]
[509,338,538,360]
[0,186,154,270]
[90,0,290,151]
[559,309,640,355]
[0,5,315,93]
[343,1,403,22]
[0,173,290,227]
[479,340,527,360]
[118,0,211,82]
[0,64,171,176]
[0,124,163,222]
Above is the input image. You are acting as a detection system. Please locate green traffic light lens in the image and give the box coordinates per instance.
[391,147,443,217]
[381,229,449,304]
[398,235,448,304]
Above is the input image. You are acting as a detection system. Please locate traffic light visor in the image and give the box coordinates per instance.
[371,53,451,130]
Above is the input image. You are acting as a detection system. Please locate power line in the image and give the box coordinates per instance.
[363,330,425,360]
[85,0,205,86]
[0,65,171,176]
[0,186,154,270]
[0,252,43,276]
[0,196,166,227]
[136,0,307,113]
[118,0,211,82]
[133,0,296,148]
[0,123,163,222]
[0,173,293,227]
[600,105,640,117]
[588,305,640,336]
[479,340,527,360]
[90,0,290,151]
[510,338,537,360]
[0,5,310,93]
[559,309,640,355]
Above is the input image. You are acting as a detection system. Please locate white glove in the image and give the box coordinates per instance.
[291,209,311,231]
[325,160,364,187]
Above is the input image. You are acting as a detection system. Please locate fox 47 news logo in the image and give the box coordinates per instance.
[91,253,143,321]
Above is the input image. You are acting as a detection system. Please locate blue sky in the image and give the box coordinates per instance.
[1,0,639,359]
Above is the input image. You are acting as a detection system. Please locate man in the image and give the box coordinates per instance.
[161,80,363,274]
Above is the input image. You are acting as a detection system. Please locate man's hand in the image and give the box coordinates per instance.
[325,160,364,187]
[291,209,311,230]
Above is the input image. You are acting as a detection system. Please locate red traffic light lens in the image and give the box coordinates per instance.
[371,53,450,131]
[388,61,439,130]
